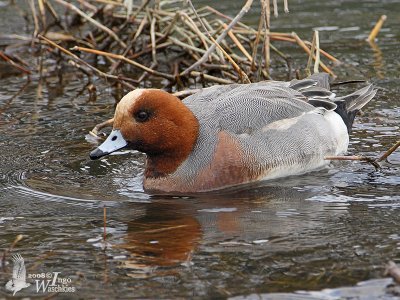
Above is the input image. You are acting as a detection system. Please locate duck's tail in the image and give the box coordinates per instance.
[289,73,377,133]
[333,84,377,133]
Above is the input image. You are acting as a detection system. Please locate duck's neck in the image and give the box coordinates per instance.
[144,112,199,179]
[145,151,186,178]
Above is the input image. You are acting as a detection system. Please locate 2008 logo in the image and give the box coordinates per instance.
[5,254,76,295]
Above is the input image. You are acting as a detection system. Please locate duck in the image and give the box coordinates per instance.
[89,73,376,194]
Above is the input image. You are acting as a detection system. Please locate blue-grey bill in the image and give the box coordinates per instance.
[89,129,128,160]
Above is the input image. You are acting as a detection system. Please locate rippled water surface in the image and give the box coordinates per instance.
[0,0,399,299]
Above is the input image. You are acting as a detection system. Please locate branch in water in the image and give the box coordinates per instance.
[325,140,400,170]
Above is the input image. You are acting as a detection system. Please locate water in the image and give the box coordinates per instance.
[0,0,399,298]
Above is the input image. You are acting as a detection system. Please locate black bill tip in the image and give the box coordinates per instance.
[89,148,108,160]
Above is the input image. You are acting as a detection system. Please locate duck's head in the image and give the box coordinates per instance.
[90,89,199,177]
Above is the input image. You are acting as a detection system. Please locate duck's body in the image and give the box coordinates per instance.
[90,73,376,194]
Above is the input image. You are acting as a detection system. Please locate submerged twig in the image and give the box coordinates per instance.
[1,235,23,268]
[0,51,31,74]
[376,140,400,163]
[325,155,381,170]
[367,15,387,42]
[0,80,30,113]
[325,140,400,170]
[103,206,107,244]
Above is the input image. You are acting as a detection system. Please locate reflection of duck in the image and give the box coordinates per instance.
[118,202,201,271]
[90,73,376,193]
[368,40,384,79]
[117,185,334,273]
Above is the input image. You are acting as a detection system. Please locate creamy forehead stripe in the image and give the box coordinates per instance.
[114,89,145,127]
[116,89,144,114]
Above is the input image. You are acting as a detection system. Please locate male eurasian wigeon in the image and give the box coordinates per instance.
[90,73,376,194]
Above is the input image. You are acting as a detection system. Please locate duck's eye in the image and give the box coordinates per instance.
[134,110,150,122]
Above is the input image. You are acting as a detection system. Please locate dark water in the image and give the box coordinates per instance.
[0,0,399,299]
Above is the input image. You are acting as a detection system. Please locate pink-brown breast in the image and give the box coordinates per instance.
[144,131,263,193]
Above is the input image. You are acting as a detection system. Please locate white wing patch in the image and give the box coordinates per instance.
[262,112,305,131]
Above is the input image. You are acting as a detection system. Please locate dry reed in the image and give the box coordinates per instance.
[5,0,343,92]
